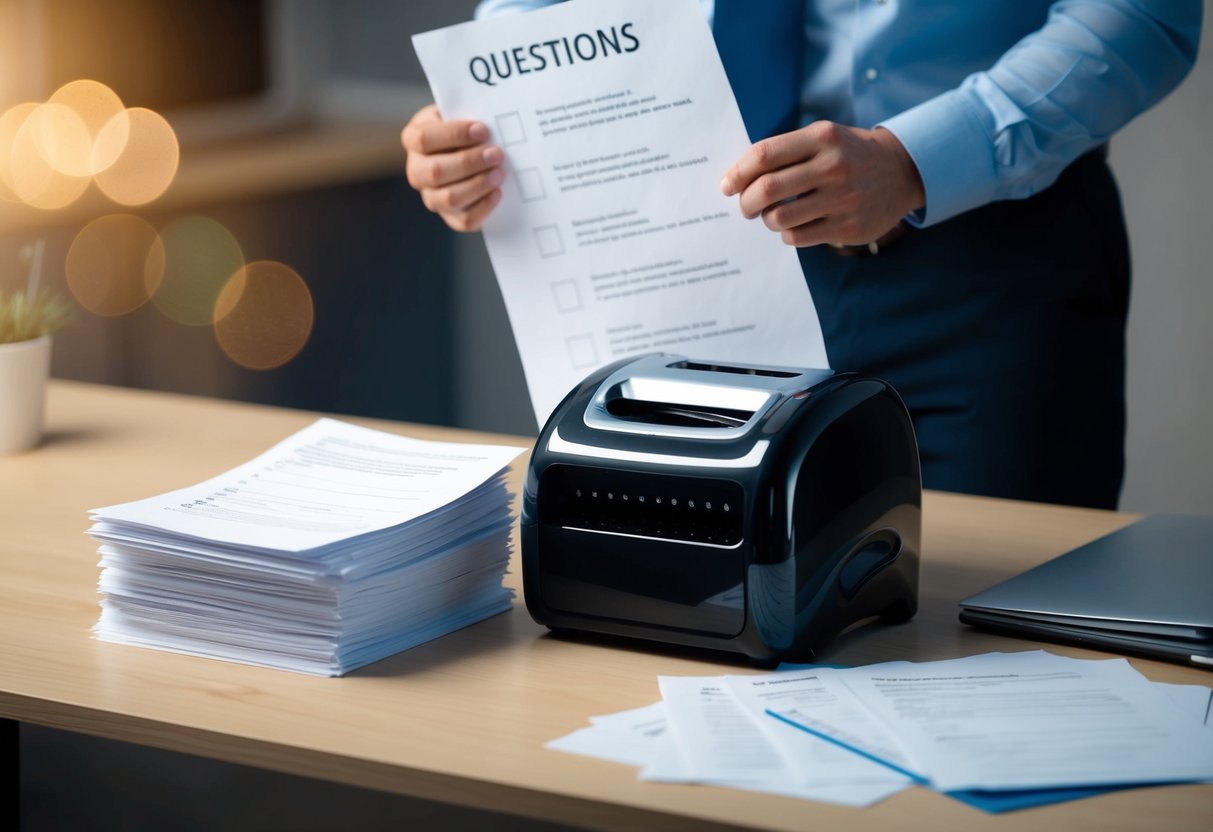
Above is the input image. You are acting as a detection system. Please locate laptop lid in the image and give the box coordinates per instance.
[959,514,1213,667]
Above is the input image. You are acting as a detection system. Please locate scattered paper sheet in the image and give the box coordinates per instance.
[547,702,666,768]
[652,676,796,784]
[725,672,921,784]
[413,0,828,426]
[787,651,1213,792]
[655,675,911,790]
[1156,682,1213,727]
[544,653,1213,811]
[548,699,906,808]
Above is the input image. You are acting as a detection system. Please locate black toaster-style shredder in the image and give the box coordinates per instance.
[520,354,921,662]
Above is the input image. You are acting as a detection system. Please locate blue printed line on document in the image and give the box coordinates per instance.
[764,709,929,785]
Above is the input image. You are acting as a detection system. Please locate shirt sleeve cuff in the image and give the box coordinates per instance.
[878,90,1000,228]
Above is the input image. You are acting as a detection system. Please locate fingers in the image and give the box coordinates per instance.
[761,190,868,249]
[780,217,846,248]
[759,189,828,232]
[402,104,504,232]
[759,192,849,247]
[737,158,822,219]
[401,105,490,155]
[724,122,923,249]
[407,142,503,190]
[442,188,502,233]
[421,166,505,215]
[720,122,838,197]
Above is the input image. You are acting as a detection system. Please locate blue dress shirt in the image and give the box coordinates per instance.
[474,1,1200,227]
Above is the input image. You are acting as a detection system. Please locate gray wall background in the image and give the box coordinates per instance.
[196,0,1213,515]
[1109,3,1213,515]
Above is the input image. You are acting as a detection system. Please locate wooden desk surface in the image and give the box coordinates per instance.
[2,381,1209,831]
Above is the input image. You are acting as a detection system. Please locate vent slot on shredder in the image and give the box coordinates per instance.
[540,465,744,546]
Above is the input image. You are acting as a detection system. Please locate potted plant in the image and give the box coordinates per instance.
[0,242,73,453]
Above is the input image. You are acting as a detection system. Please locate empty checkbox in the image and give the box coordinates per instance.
[516,167,546,202]
[566,334,598,369]
[551,280,582,313]
[496,111,527,146]
[534,225,565,258]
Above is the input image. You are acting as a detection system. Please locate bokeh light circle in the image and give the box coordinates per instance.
[66,214,166,317]
[0,103,39,203]
[153,216,244,326]
[8,103,90,210]
[29,101,92,177]
[214,261,314,371]
[94,107,179,206]
[48,79,128,175]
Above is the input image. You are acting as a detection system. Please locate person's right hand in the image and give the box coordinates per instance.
[402,104,504,232]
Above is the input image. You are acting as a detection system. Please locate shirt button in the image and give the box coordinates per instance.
[865,67,879,81]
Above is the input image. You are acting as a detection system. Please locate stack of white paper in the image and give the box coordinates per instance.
[90,419,526,676]
[546,652,1213,811]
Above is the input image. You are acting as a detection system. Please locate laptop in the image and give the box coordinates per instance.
[959,514,1213,669]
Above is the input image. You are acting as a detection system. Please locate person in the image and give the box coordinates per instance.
[402,0,1201,509]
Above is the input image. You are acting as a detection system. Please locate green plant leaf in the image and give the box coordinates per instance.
[0,289,75,344]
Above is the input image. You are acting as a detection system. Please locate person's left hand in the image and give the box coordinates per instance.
[720,122,925,248]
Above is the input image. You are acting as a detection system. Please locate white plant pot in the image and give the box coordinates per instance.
[0,334,52,454]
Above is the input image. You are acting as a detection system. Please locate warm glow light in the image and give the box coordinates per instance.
[66,214,166,317]
[0,102,38,203]
[152,216,244,326]
[8,103,90,210]
[29,101,92,177]
[47,79,128,175]
[214,261,314,371]
[93,107,179,206]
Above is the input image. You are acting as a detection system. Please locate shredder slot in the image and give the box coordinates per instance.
[605,397,751,428]
[669,360,800,378]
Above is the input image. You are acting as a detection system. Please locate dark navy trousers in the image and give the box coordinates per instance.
[797,150,1129,509]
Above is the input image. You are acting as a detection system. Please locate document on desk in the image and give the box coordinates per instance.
[724,670,924,781]
[544,655,1212,811]
[652,675,910,797]
[413,0,828,425]
[547,695,906,807]
[792,652,1213,792]
[546,702,668,767]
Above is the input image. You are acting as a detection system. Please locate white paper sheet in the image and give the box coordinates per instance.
[832,651,1213,791]
[652,676,796,784]
[413,0,828,425]
[724,672,919,786]
[648,676,909,804]
[90,419,525,553]
[1157,682,1213,728]
[547,699,905,808]
[644,727,906,808]
[546,701,666,767]
[546,656,1213,808]
[729,665,926,780]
